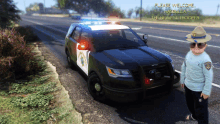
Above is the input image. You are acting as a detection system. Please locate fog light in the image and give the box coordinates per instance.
[144,77,150,84]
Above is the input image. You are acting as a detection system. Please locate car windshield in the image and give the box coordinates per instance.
[91,29,146,51]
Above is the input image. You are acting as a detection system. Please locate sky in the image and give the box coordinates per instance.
[14,0,220,16]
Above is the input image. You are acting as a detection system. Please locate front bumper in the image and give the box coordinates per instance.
[103,83,171,102]
[102,71,180,102]
[173,71,180,84]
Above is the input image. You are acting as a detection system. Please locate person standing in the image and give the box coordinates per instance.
[180,26,213,124]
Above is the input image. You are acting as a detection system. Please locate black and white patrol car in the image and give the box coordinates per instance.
[65,20,180,102]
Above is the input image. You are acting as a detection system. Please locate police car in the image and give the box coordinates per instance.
[65,20,180,102]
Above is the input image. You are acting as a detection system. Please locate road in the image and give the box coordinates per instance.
[20,15,220,124]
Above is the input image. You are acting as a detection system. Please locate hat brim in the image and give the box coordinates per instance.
[185,34,212,43]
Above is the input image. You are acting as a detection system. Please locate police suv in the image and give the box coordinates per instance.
[65,20,180,102]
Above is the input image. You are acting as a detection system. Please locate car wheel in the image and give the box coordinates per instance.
[66,51,73,68]
[88,72,106,102]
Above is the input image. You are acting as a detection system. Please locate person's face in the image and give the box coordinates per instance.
[190,43,207,55]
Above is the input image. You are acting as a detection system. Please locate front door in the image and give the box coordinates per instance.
[77,48,90,76]
[69,26,82,62]
[76,30,91,76]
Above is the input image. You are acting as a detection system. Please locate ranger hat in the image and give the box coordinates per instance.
[185,26,212,43]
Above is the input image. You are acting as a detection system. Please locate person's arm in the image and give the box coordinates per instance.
[180,53,188,85]
[180,60,186,85]
[202,61,213,96]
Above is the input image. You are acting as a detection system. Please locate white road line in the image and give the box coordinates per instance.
[175,70,182,74]
[23,18,220,50]
[175,70,220,88]
[212,83,220,88]
[137,33,220,49]
[23,18,220,89]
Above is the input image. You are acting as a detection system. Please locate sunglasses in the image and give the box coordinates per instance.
[190,43,206,49]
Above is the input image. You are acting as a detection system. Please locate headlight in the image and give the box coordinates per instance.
[106,66,132,78]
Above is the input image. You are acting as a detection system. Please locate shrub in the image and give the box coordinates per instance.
[14,26,39,42]
[10,92,54,108]
[0,28,46,81]
[0,114,9,124]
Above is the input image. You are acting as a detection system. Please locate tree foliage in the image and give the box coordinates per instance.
[0,0,21,28]
[127,8,133,18]
[26,3,40,12]
[135,7,140,18]
[56,0,125,17]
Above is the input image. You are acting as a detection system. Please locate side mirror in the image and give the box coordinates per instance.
[143,34,148,44]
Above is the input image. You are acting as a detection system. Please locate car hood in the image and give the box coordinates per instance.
[100,46,170,68]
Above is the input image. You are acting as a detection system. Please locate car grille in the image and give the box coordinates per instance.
[131,63,170,87]
[131,69,142,88]
[143,63,170,79]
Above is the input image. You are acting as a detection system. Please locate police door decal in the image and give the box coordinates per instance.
[76,43,90,75]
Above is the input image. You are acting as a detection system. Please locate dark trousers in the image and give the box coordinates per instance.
[184,85,209,124]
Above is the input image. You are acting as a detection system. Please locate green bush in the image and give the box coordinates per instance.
[0,114,9,124]
[0,28,46,81]
[14,26,39,42]
[10,92,54,108]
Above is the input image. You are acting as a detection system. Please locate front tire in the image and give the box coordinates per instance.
[88,73,106,102]
[66,51,74,68]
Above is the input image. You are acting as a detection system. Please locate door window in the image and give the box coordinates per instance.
[71,26,82,42]
[123,29,139,42]
[81,31,91,42]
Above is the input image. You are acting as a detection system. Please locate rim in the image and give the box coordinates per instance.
[89,77,104,98]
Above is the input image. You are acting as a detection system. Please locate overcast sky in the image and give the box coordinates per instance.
[14,0,220,16]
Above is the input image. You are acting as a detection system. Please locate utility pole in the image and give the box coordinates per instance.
[24,0,25,12]
[44,0,45,13]
[140,0,142,21]
[217,4,220,16]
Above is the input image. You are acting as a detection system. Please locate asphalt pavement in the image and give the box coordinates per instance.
[19,15,220,124]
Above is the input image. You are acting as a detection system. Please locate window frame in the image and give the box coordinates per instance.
[71,26,82,42]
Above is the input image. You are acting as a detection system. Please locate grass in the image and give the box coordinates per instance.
[0,61,82,124]
[0,23,82,124]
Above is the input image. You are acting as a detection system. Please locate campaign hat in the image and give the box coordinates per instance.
[185,26,212,43]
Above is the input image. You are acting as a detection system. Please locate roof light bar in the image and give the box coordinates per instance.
[89,25,129,30]
[80,21,121,25]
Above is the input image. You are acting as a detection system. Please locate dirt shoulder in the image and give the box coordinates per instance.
[37,41,111,124]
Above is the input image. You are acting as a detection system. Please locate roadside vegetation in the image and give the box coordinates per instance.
[127,6,220,24]
[0,23,82,124]
[0,1,82,123]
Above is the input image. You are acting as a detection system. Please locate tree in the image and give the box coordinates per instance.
[57,0,68,8]
[56,0,90,15]
[127,9,133,18]
[56,0,125,17]
[25,3,40,12]
[135,7,140,18]
[0,0,21,28]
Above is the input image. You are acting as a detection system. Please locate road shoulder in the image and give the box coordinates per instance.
[37,41,111,124]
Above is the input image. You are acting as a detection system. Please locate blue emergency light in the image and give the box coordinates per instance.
[80,18,120,25]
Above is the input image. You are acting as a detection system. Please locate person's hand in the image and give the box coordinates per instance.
[181,84,184,88]
[201,93,209,99]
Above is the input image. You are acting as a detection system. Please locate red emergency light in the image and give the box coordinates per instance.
[78,40,90,50]
[144,76,150,85]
